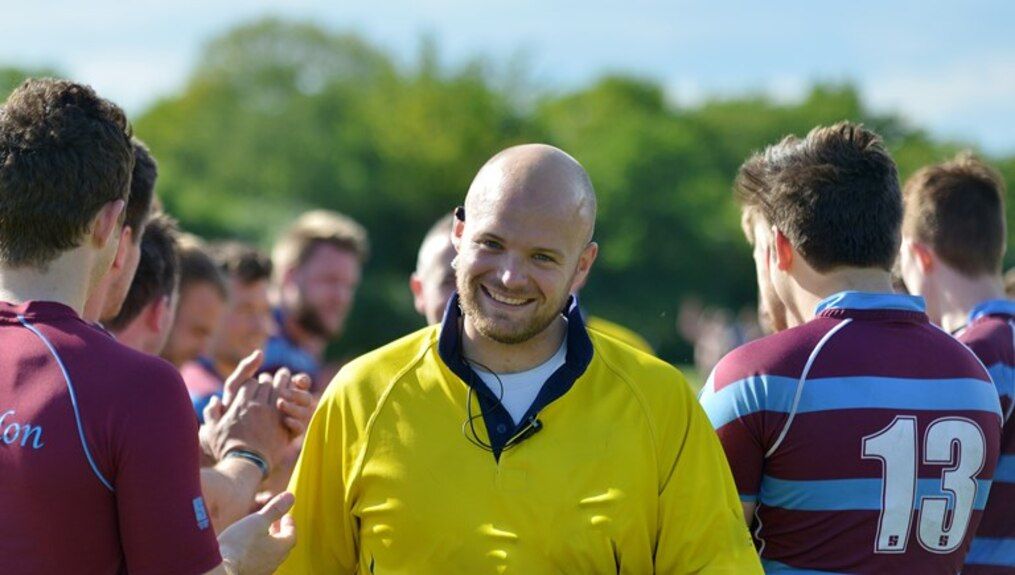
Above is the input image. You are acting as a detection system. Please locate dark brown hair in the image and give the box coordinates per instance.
[178,235,228,300]
[210,240,272,285]
[0,78,133,267]
[124,138,158,243]
[735,122,902,272]
[902,152,1006,277]
[106,212,179,331]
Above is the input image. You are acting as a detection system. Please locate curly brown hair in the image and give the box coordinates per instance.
[0,78,133,267]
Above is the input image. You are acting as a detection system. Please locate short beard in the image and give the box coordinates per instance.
[293,300,337,339]
[457,276,566,345]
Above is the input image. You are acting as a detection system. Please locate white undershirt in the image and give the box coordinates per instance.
[473,336,567,425]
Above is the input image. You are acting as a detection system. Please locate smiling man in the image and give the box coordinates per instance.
[278,144,760,574]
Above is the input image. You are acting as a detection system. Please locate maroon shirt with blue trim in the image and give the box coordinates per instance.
[700,291,1002,574]
[959,299,1015,574]
[0,301,222,574]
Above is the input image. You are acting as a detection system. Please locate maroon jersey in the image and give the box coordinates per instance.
[700,292,1003,574]
[959,299,1015,573]
[0,301,221,574]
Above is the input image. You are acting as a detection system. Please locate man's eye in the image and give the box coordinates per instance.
[480,240,502,250]
[533,254,556,263]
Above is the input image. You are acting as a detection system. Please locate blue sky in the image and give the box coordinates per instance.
[3,0,1013,153]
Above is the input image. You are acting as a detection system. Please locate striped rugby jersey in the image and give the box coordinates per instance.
[958,299,1015,574]
[700,291,1003,574]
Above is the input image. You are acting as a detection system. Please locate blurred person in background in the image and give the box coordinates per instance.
[410,213,457,325]
[267,209,369,392]
[183,241,274,407]
[107,215,314,532]
[898,152,1014,572]
[81,138,158,330]
[0,77,295,575]
[699,123,1001,573]
[107,212,180,354]
[162,236,229,368]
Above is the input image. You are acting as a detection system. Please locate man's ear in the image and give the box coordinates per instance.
[110,226,134,271]
[91,200,125,250]
[451,216,464,252]
[409,273,425,315]
[908,240,935,274]
[772,226,794,272]
[570,242,599,293]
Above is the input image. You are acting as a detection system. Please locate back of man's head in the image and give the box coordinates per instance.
[272,209,369,283]
[0,78,133,268]
[902,152,1006,277]
[735,122,902,272]
[124,138,158,241]
[106,212,180,332]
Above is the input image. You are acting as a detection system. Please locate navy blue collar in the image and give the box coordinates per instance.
[437,292,593,458]
[969,299,1015,323]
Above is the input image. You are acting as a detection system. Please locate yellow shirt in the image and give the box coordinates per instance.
[278,299,759,574]
[586,315,655,356]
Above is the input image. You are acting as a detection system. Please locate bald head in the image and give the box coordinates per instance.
[465,144,597,247]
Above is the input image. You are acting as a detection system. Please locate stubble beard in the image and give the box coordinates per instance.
[457,274,568,345]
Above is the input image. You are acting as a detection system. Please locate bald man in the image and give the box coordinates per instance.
[410,213,457,325]
[279,144,761,573]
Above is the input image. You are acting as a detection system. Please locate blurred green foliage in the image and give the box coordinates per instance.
[3,18,1013,363]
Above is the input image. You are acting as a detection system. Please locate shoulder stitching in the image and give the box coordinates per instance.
[18,315,115,492]
[346,332,438,487]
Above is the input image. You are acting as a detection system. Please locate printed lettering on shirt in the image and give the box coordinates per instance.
[193,496,211,530]
[0,408,45,449]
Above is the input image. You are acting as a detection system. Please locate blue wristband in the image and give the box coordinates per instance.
[225,449,270,479]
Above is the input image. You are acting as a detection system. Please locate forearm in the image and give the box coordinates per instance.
[201,459,263,533]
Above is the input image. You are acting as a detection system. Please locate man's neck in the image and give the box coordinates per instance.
[461,316,567,374]
[934,268,1005,333]
[82,277,112,323]
[789,266,894,324]
[0,249,95,316]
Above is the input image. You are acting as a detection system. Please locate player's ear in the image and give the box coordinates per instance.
[409,273,425,315]
[91,200,125,250]
[909,240,935,274]
[110,226,134,271]
[772,226,794,272]
[145,295,168,332]
[451,217,464,253]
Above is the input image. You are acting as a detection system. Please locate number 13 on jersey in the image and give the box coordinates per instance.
[862,416,986,554]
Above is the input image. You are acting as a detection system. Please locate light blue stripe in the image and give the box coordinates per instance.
[761,559,842,574]
[966,537,1015,567]
[969,299,1015,322]
[701,374,1001,430]
[18,316,114,492]
[986,362,1014,401]
[995,455,1015,484]
[815,291,925,314]
[740,493,758,503]
[700,374,798,429]
[759,476,991,511]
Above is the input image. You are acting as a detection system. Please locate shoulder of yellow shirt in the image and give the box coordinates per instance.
[321,324,696,451]
[584,315,654,356]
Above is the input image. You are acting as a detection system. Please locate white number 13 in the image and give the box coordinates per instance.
[862,416,986,554]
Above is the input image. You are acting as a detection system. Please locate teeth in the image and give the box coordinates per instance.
[487,290,528,306]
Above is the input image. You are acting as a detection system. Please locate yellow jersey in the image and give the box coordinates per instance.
[278,297,759,574]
